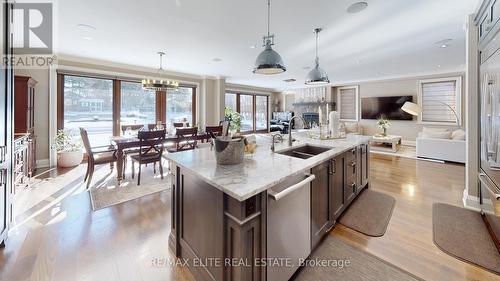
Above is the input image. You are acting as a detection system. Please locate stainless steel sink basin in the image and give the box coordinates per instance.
[277,145,332,159]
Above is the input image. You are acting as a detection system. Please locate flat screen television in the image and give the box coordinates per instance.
[361,96,413,120]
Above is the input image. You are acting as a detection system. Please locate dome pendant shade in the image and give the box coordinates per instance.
[253,39,286,75]
[253,0,286,75]
[305,60,330,85]
[305,28,329,85]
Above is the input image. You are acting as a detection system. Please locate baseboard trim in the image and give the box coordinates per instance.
[462,188,494,214]
[36,158,50,168]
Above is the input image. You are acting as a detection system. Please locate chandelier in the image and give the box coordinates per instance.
[142,52,179,91]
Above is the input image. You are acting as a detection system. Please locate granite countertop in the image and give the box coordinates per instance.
[166,132,372,201]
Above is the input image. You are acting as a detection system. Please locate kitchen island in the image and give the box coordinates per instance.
[166,133,371,281]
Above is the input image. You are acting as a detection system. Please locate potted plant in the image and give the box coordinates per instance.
[224,107,242,136]
[377,117,391,136]
[51,129,83,168]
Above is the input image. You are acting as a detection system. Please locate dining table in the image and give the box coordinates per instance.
[110,131,210,182]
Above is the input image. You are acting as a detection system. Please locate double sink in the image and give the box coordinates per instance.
[277,144,332,159]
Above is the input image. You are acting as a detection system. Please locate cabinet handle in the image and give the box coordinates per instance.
[0,146,5,163]
[0,169,5,186]
[351,183,356,193]
[485,18,493,32]
[329,159,336,174]
[350,148,356,154]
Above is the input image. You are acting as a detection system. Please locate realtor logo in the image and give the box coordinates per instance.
[12,3,53,54]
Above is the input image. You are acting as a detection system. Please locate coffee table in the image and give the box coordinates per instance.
[369,135,402,152]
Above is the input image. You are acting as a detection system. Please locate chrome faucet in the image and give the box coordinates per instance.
[288,116,306,146]
[270,134,284,152]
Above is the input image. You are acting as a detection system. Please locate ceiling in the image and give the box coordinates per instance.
[55,0,480,91]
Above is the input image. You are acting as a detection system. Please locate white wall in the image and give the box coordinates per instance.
[14,69,50,167]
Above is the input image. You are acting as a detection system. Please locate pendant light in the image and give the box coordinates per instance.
[253,0,286,75]
[142,52,179,91]
[305,28,330,85]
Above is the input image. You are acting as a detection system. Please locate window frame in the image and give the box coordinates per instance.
[225,91,269,134]
[417,76,462,126]
[57,73,197,135]
[337,85,359,122]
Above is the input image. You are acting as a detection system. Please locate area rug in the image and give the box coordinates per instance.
[292,235,423,281]
[432,203,500,275]
[89,164,171,211]
[339,189,396,237]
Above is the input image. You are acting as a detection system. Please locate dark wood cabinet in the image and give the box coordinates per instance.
[310,160,332,249]
[330,154,345,220]
[358,143,370,193]
[344,147,357,204]
[14,76,37,176]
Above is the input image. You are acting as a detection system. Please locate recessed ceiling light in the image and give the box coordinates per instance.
[283,78,296,82]
[437,64,441,68]
[440,44,448,48]
[77,24,96,32]
[212,58,222,62]
[347,2,368,14]
[250,45,257,49]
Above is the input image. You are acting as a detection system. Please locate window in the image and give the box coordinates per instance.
[418,77,462,125]
[338,86,359,121]
[121,81,156,131]
[62,75,113,147]
[58,73,198,141]
[225,93,237,112]
[165,86,196,126]
[224,92,269,133]
[255,95,268,131]
[240,94,254,132]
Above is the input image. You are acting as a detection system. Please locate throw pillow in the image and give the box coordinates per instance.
[452,129,466,140]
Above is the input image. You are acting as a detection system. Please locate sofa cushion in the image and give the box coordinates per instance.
[451,129,466,140]
[423,127,449,133]
[421,130,452,139]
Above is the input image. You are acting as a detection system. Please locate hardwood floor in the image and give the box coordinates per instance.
[332,154,500,281]
[0,154,498,281]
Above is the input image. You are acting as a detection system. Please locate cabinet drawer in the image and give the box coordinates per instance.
[345,147,357,162]
[346,160,357,177]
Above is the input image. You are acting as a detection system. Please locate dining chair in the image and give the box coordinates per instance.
[168,127,198,152]
[205,125,223,137]
[130,129,166,185]
[173,122,190,128]
[80,128,119,189]
[148,123,166,130]
[121,124,144,135]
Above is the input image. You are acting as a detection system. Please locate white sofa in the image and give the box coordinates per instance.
[416,130,465,163]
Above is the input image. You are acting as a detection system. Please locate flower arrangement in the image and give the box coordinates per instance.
[51,129,82,152]
[224,107,242,132]
[376,117,391,136]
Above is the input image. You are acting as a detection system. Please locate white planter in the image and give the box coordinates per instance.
[57,150,83,168]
